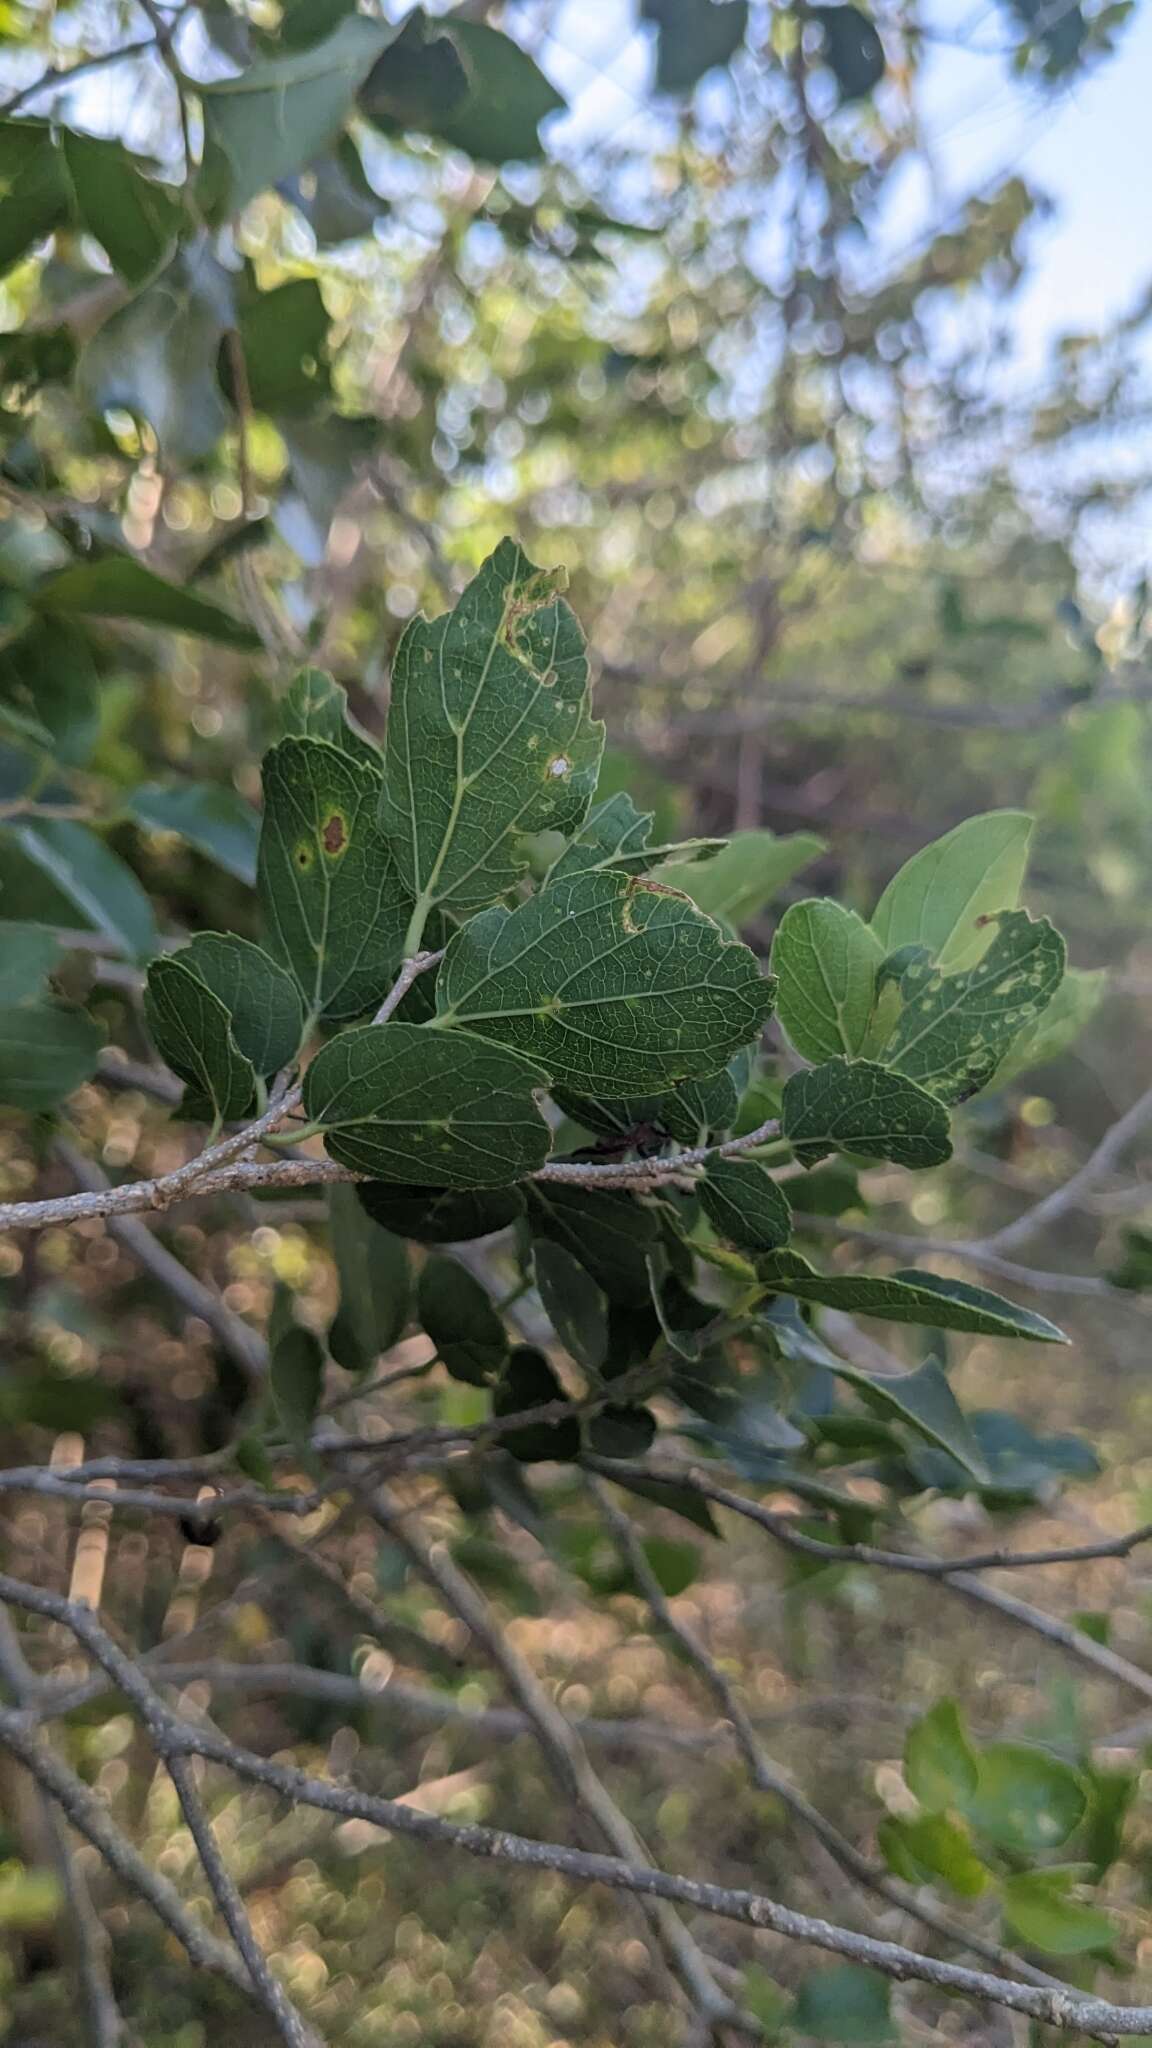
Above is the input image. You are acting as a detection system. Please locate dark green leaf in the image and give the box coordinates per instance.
[144,954,256,1123]
[811,5,886,100]
[597,1469,720,1536]
[76,244,238,470]
[656,826,823,929]
[884,910,1066,1103]
[381,540,602,931]
[327,1180,410,1374]
[700,1158,792,1253]
[966,1744,1087,1855]
[757,1251,1068,1342]
[789,1964,895,2044]
[234,277,332,416]
[59,131,181,285]
[904,1700,979,1811]
[357,1181,525,1244]
[173,933,304,1078]
[435,869,775,1095]
[362,18,565,164]
[0,1000,102,1110]
[270,1321,325,1441]
[258,736,411,1023]
[281,668,379,765]
[418,1255,507,1385]
[527,1183,659,1304]
[871,811,1033,971]
[534,1238,609,1368]
[35,558,258,649]
[9,818,157,960]
[494,1346,580,1462]
[773,900,883,1062]
[782,1057,952,1169]
[585,1404,657,1458]
[546,790,723,886]
[0,620,99,768]
[0,920,59,1004]
[641,0,750,95]
[304,1019,551,1187]
[837,1358,988,1479]
[0,120,69,279]
[128,781,261,885]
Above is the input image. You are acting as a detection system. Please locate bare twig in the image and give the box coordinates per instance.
[978,1084,1152,1254]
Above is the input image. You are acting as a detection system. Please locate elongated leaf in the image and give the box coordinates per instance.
[548,790,722,884]
[381,539,603,932]
[701,1158,792,1253]
[281,668,379,766]
[599,1469,720,1536]
[534,1238,609,1368]
[128,781,261,885]
[526,1183,659,1304]
[0,921,59,1004]
[327,1181,410,1374]
[0,1001,102,1110]
[657,827,824,931]
[1000,1869,1113,1955]
[0,120,69,278]
[884,910,1066,1103]
[200,13,404,217]
[174,934,304,1078]
[357,1181,524,1244]
[757,1251,1068,1342]
[258,736,411,1023]
[773,900,883,1062]
[419,1255,507,1385]
[782,1058,952,1169]
[270,1321,325,1442]
[838,1357,988,1478]
[10,818,157,960]
[144,955,256,1122]
[871,811,1033,971]
[59,131,181,285]
[304,1019,550,1187]
[904,1701,979,1812]
[435,868,775,1095]
[494,1347,580,1462]
[36,558,258,650]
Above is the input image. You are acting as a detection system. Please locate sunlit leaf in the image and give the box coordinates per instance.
[870,811,1033,971]
[883,910,1066,1103]
[1000,1868,1114,1954]
[773,900,883,1061]
[657,826,824,929]
[904,1700,980,1811]
[966,1744,1087,1856]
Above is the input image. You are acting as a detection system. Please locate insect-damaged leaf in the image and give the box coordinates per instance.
[434,869,775,1095]
[700,1158,793,1253]
[757,1251,1068,1343]
[144,955,256,1123]
[258,737,411,1023]
[380,539,603,935]
[773,900,884,1062]
[304,1019,551,1187]
[782,1058,952,1169]
[883,909,1066,1103]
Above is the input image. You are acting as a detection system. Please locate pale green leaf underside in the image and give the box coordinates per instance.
[871,811,1033,971]
[656,826,825,929]
[782,1057,952,1169]
[144,955,255,1122]
[258,736,411,1023]
[774,899,883,1062]
[380,539,604,926]
[175,933,305,1078]
[884,909,1065,1103]
[434,868,776,1095]
[304,1018,551,1187]
[758,1251,1068,1342]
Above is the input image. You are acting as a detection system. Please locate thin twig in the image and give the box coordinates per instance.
[977,1084,1152,1254]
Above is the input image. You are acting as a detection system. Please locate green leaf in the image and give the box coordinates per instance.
[357,1181,524,1245]
[128,781,261,885]
[270,1320,325,1442]
[870,811,1033,971]
[757,1251,1068,1343]
[200,13,404,217]
[0,921,59,1004]
[789,1964,895,2044]
[0,1001,102,1110]
[989,967,1106,1088]
[773,900,883,1062]
[76,244,238,470]
[837,1358,988,1479]
[0,619,100,768]
[281,668,379,766]
[9,818,157,960]
[904,1700,980,1810]
[641,0,750,95]
[700,1158,792,1253]
[290,133,383,245]
[883,910,1066,1103]
[258,736,411,1023]
[878,1812,987,1897]
[781,1057,952,1169]
[419,1255,507,1385]
[235,277,332,416]
[811,5,887,101]
[172,934,304,1079]
[600,1469,720,1536]
[546,790,723,885]
[534,1239,609,1369]
[656,827,824,930]
[327,1181,410,1375]
[381,540,603,932]
[585,1405,657,1458]
[435,869,775,1095]
[526,1183,659,1305]
[361,17,565,163]
[58,131,181,285]
[1000,1869,1114,1955]
[553,1050,749,1152]
[35,558,259,650]
[966,1744,1087,1856]
[304,1019,551,1187]
[494,1346,580,1462]
[0,119,69,279]
[144,955,256,1124]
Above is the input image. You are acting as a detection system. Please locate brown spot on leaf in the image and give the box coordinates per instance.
[322,812,348,856]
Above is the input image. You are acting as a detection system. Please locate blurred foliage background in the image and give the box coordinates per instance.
[5,0,1152,2042]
